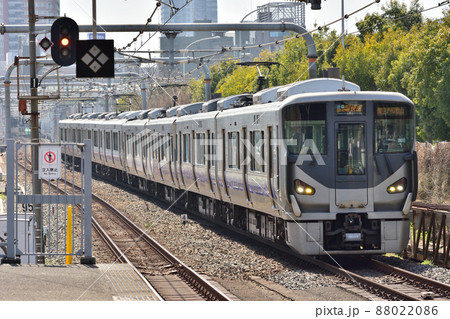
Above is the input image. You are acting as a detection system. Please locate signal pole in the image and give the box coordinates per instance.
[28,0,44,263]
[341,0,345,48]
[92,0,97,39]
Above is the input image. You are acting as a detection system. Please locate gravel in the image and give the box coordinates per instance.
[374,255,450,285]
[2,154,449,297]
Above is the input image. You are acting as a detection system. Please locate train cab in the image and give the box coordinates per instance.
[283,90,415,255]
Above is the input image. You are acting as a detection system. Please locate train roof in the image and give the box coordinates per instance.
[252,85,285,104]
[176,102,203,117]
[276,78,360,101]
[217,93,253,110]
[281,90,414,106]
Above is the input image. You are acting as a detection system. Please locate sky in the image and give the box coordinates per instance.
[58,0,447,50]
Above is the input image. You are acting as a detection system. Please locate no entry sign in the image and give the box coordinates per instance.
[39,146,61,179]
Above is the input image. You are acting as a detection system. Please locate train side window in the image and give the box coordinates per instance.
[88,130,92,140]
[138,136,142,156]
[169,135,173,161]
[100,132,103,148]
[113,132,118,151]
[142,135,147,158]
[94,131,98,147]
[228,132,240,169]
[183,133,190,163]
[126,134,131,155]
[151,133,157,159]
[160,135,167,160]
[210,132,215,167]
[77,129,81,143]
[106,132,111,150]
[250,130,265,172]
[196,133,205,165]
[135,135,139,156]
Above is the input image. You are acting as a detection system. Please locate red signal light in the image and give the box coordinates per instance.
[61,37,70,46]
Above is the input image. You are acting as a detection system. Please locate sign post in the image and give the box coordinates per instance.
[38,145,61,179]
[76,40,115,78]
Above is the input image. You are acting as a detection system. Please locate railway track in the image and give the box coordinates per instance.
[89,190,232,301]
[16,159,232,301]
[298,255,450,301]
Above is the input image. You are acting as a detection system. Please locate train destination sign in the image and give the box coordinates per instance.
[39,145,61,179]
[335,102,365,115]
[376,105,407,117]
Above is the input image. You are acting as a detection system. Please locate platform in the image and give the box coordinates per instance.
[0,263,162,301]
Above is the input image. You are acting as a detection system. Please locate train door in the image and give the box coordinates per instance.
[334,122,368,207]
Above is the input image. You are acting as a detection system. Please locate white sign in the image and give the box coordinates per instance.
[38,146,61,179]
[88,33,106,40]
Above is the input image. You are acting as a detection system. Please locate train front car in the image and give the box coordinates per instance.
[282,91,416,255]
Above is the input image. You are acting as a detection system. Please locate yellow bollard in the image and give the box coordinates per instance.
[65,205,73,265]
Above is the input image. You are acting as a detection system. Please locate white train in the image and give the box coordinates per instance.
[59,78,417,255]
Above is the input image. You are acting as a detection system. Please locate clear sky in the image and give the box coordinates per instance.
[58,0,447,50]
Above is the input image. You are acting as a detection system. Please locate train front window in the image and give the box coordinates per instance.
[284,103,327,155]
[337,124,366,175]
[375,103,413,153]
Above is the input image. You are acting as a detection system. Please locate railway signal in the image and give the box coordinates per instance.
[51,17,79,66]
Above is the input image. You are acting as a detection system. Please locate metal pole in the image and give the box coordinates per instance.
[105,78,111,112]
[81,139,95,264]
[92,0,97,39]
[5,139,17,261]
[141,81,146,110]
[202,64,211,102]
[341,0,345,48]
[165,32,177,75]
[28,0,44,263]
[4,81,11,139]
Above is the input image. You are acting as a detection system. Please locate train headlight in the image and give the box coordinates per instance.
[294,180,315,195]
[387,178,407,194]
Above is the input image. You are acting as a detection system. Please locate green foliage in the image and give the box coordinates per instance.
[356,0,423,41]
[187,3,448,141]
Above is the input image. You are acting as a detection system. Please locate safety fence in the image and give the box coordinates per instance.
[0,140,93,264]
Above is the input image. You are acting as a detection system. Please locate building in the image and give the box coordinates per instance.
[160,0,218,35]
[159,1,307,76]
[244,2,306,60]
[1,0,60,67]
[159,0,232,76]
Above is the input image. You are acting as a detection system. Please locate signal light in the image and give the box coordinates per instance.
[51,17,79,66]
[61,37,70,47]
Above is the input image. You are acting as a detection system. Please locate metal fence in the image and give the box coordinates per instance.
[408,206,450,268]
[0,140,93,264]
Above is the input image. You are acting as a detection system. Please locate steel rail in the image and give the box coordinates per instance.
[90,191,232,301]
[299,255,421,301]
[364,257,450,298]
[91,217,164,301]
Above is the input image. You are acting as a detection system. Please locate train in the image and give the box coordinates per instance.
[58,78,417,255]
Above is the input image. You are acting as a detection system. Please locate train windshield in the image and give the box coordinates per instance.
[283,103,327,155]
[375,102,414,153]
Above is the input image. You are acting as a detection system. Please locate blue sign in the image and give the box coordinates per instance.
[88,33,106,40]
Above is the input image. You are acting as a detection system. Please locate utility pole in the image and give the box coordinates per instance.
[341,0,345,48]
[28,0,44,263]
[92,0,97,39]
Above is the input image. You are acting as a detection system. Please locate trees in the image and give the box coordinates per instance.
[187,3,448,141]
[356,0,423,41]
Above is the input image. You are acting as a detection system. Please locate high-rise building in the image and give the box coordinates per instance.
[160,0,217,31]
[159,0,230,76]
[1,0,60,65]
